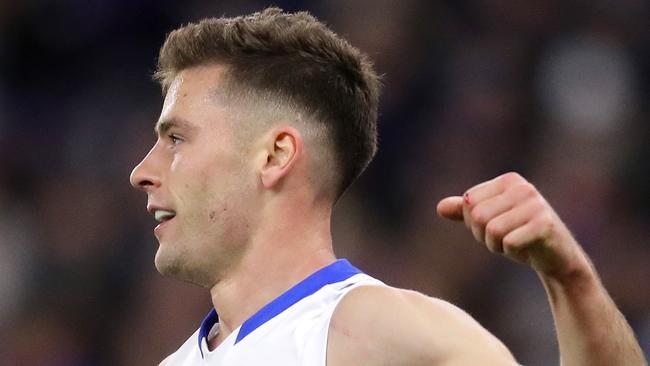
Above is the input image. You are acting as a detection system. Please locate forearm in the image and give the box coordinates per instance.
[540,261,647,366]
[436,173,648,365]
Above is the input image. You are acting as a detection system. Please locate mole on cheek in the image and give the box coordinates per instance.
[209,211,216,220]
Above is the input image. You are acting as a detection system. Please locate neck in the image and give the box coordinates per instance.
[208,202,336,344]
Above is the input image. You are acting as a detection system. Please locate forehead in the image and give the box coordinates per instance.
[167,65,226,101]
[156,65,229,133]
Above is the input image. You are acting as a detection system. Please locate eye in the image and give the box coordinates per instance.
[169,134,183,145]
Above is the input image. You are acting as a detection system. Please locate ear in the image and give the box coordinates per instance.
[260,126,304,189]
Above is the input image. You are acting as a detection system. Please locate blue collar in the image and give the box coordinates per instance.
[198,259,362,356]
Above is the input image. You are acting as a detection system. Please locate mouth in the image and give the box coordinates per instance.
[154,209,176,223]
[148,207,177,237]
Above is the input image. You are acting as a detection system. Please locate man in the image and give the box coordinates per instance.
[129,7,646,366]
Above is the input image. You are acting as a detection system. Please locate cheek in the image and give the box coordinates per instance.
[170,147,253,220]
[198,170,254,235]
[176,163,231,219]
[166,155,212,217]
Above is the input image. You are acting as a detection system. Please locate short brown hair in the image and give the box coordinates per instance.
[154,7,380,198]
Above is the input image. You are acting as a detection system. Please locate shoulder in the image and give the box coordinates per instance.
[327,285,517,366]
[158,354,172,365]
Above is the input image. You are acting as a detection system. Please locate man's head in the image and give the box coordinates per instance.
[130,8,380,286]
[155,7,380,197]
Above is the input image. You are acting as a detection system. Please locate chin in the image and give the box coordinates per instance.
[154,247,188,277]
[154,249,212,287]
[155,251,181,276]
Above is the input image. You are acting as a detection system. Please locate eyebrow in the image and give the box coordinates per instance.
[154,117,195,136]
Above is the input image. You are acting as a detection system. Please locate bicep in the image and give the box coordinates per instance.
[328,286,518,366]
[419,295,517,365]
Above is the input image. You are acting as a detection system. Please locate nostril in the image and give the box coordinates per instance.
[136,179,156,191]
[130,165,157,190]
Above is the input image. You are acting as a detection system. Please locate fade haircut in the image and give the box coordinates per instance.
[154,7,380,199]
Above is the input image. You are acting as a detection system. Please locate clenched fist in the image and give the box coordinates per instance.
[437,172,591,280]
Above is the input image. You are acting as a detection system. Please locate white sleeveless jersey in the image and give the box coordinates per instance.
[164,259,383,366]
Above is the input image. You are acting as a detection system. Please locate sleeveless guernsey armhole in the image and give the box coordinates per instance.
[196,259,364,359]
[320,276,386,366]
[235,259,362,344]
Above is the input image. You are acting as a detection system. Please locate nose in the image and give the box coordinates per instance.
[129,145,162,192]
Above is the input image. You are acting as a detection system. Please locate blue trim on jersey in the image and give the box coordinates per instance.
[198,308,218,358]
[236,259,362,344]
[197,259,362,356]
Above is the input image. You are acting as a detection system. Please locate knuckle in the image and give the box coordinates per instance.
[533,193,546,204]
[513,182,537,198]
[533,201,554,224]
[539,213,556,234]
[501,172,524,186]
[502,235,518,250]
[502,240,516,254]
[528,215,554,242]
[470,208,487,225]
[530,196,546,212]
[485,221,503,238]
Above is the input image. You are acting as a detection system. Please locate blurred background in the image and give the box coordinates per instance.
[0,0,648,364]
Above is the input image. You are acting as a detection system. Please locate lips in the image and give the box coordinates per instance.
[147,203,175,220]
[147,204,177,237]
[154,209,176,222]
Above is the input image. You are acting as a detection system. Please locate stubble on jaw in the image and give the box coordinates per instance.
[155,245,215,288]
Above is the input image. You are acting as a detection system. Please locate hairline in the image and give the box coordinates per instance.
[188,65,340,201]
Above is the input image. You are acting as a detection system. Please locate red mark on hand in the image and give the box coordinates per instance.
[463,192,471,205]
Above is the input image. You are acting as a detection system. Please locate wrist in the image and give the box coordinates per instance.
[537,256,599,298]
[533,232,596,286]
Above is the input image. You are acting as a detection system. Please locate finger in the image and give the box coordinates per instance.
[474,182,541,247]
[471,192,515,225]
[437,196,464,221]
[483,197,539,253]
[501,222,539,264]
[463,179,505,234]
[463,176,506,209]
[505,215,580,275]
[465,172,529,209]
[467,193,515,245]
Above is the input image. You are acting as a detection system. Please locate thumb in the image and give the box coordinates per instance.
[437,196,464,221]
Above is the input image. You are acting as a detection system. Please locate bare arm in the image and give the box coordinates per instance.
[327,285,519,366]
[437,172,647,366]
[539,258,643,366]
